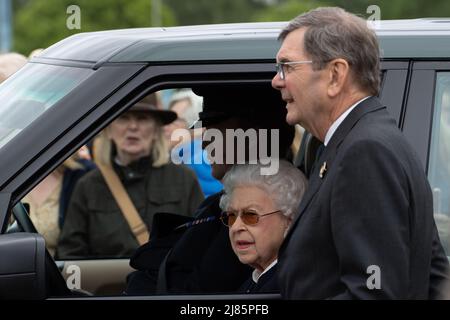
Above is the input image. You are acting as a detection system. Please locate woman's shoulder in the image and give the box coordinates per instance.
[74,167,104,186]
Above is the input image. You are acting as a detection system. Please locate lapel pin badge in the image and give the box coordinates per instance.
[319,161,327,179]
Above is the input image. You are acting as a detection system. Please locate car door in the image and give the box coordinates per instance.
[378,61,409,127]
[56,62,287,296]
[0,55,413,299]
[0,61,149,297]
[0,58,289,298]
[403,61,450,256]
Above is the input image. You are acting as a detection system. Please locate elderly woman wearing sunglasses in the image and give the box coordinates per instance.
[219,160,307,293]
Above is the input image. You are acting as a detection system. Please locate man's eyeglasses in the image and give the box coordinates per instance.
[275,60,313,80]
[220,209,281,227]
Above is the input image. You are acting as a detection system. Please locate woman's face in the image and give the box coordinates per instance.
[227,185,290,272]
[108,111,157,165]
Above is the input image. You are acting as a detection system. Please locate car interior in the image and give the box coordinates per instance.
[1,62,427,299]
[2,82,319,299]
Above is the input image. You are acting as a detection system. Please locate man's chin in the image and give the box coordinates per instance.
[285,114,298,126]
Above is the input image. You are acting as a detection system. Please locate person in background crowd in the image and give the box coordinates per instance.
[57,93,204,259]
[23,155,94,256]
[164,89,202,149]
[165,89,223,197]
[0,52,27,84]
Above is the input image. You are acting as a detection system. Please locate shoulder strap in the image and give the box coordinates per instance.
[97,162,150,246]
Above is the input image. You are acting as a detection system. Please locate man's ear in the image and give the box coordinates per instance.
[327,58,350,98]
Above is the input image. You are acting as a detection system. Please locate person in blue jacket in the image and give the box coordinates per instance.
[165,89,223,197]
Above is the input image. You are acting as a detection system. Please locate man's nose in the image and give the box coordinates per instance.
[272,72,284,90]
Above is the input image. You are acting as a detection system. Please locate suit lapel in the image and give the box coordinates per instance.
[283,97,386,242]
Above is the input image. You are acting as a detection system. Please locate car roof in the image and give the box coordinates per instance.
[36,19,450,65]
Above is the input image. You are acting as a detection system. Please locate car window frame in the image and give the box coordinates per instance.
[402,60,450,172]
[405,61,450,258]
[0,63,147,233]
[379,60,409,127]
[0,61,283,232]
[0,59,410,298]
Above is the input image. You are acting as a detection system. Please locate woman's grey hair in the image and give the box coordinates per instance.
[279,7,380,96]
[219,160,308,219]
[169,89,203,128]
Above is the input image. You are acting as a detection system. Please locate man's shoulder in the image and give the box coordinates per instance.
[345,107,406,151]
[337,113,424,177]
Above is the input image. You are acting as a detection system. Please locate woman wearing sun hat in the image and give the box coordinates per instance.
[57,93,204,259]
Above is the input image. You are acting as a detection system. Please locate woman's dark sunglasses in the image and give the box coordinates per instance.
[220,210,281,227]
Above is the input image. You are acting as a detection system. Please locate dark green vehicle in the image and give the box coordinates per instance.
[0,18,449,299]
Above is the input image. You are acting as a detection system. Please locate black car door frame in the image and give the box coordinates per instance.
[402,60,450,172]
[379,60,409,127]
[0,61,278,233]
[1,59,412,232]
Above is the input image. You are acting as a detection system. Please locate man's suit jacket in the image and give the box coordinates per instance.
[278,96,449,299]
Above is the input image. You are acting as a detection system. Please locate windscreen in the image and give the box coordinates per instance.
[0,63,93,149]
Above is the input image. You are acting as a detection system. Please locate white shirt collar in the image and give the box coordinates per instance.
[324,96,371,146]
[252,259,277,283]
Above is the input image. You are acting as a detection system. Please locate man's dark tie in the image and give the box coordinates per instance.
[246,280,258,293]
[310,143,325,175]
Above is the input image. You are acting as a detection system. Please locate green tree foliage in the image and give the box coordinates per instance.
[254,0,450,22]
[12,0,450,56]
[163,0,269,25]
[253,0,328,22]
[318,0,450,19]
[13,0,176,55]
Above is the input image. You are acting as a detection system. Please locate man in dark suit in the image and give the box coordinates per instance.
[272,7,450,299]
